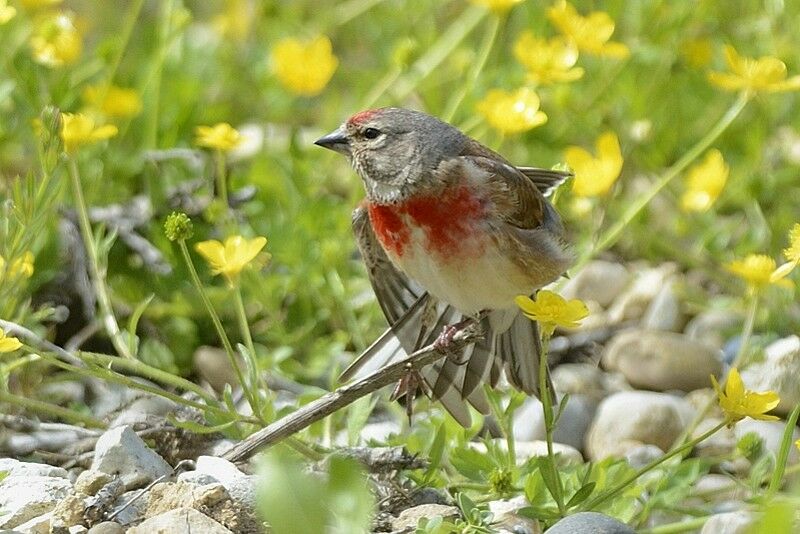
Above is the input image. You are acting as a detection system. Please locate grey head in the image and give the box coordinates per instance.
[315,108,468,204]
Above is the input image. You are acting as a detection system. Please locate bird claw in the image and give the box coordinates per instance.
[391,363,429,423]
[433,316,479,355]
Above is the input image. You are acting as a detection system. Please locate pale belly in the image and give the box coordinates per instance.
[389,227,534,314]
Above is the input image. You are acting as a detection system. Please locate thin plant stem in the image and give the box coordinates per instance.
[214,149,229,211]
[233,285,267,418]
[67,158,134,360]
[767,403,800,496]
[0,390,105,429]
[677,291,760,447]
[584,420,727,511]
[99,0,145,97]
[177,239,262,421]
[574,92,750,272]
[539,332,566,515]
[442,14,501,122]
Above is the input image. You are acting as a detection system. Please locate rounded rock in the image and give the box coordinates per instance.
[546,511,635,533]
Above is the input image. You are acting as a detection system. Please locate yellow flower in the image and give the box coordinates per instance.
[195,123,242,152]
[0,252,35,279]
[60,113,118,154]
[711,367,779,426]
[0,0,16,24]
[771,223,800,281]
[0,328,23,353]
[680,149,729,212]
[476,88,548,134]
[708,45,800,94]
[469,0,525,13]
[515,290,589,336]
[212,0,253,41]
[513,32,584,85]
[82,85,143,119]
[725,254,792,290]
[271,36,338,97]
[565,131,623,197]
[547,0,629,58]
[29,11,82,67]
[195,235,267,284]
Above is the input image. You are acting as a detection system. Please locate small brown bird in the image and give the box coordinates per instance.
[316,108,573,425]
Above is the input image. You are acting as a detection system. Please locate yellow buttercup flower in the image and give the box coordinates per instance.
[725,254,792,290]
[469,0,525,13]
[271,36,338,97]
[547,0,629,58]
[680,149,729,212]
[0,328,23,353]
[83,85,143,119]
[708,45,800,94]
[0,0,16,24]
[29,11,82,67]
[566,131,623,197]
[0,252,35,279]
[60,113,118,154]
[212,0,253,42]
[711,367,779,426]
[195,123,242,152]
[476,88,548,135]
[771,223,800,281]
[195,235,267,285]
[513,32,584,85]
[515,291,589,336]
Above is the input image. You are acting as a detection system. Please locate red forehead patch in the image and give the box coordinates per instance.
[347,109,379,125]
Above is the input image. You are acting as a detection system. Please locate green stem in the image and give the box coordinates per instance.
[676,291,760,447]
[539,332,566,515]
[214,150,229,210]
[333,0,387,25]
[360,66,402,109]
[574,92,750,271]
[233,284,264,418]
[100,0,145,94]
[442,14,501,122]
[584,420,727,511]
[638,515,711,534]
[767,403,800,496]
[67,159,134,360]
[0,390,106,429]
[391,6,486,101]
[177,239,262,421]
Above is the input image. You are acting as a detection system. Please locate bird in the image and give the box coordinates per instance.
[315,107,573,426]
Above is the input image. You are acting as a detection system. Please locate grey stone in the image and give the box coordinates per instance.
[624,445,665,469]
[642,281,684,331]
[111,490,150,526]
[551,364,630,404]
[561,261,631,307]
[694,475,751,502]
[734,420,800,464]
[700,510,757,534]
[51,494,86,531]
[602,329,722,392]
[193,346,242,393]
[692,417,736,458]
[87,522,125,534]
[0,475,72,529]
[739,335,800,415]
[685,309,740,350]
[607,264,678,324]
[127,507,232,534]
[546,511,635,533]
[392,504,460,531]
[91,426,172,489]
[586,391,694,460]
[74,470,113,496]
[470,439,582,465]
[68,525,89,534]
[110,395,177,427]
[0,458,69,479]
[513,394,595,451]
[11,512,52,534]
[177,471,219,487]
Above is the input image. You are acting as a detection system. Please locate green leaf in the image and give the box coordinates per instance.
[537,457,562,504]
[327,455,374,534]
[167,415,238,434]
[566,481,596,509]
[127,294,154,357]
[423,422,447,483]
[257,450,327,534]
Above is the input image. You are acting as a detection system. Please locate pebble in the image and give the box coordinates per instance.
[193,346,242,393]
[91,425,172,489]
[74,470,113,496]
[561,260,631,307]
[512,394,595,451]
[392,504,460,531]
[641,281,684,331]
[586,391,694,460]
[607,264,678,324]
[0,475,72,529]
[602,329,722,392]
[469,439,582,465]
[700,510,757,534]
[734,420,800,464]
[127,507,233,534]
[684,309,740,350]
[546,511,636,533]
[87,522,125,534]
[0,458,69,479]
[739,335,800,416]
[551,363,630,404]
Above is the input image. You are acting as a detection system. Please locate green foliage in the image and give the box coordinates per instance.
[257,450,374,534]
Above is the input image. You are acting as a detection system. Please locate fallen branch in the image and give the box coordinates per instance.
[223,323,481,462]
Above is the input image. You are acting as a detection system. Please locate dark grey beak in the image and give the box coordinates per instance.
[314,126,350,155]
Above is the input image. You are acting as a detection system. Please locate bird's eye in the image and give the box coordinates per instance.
[363,127,381,139]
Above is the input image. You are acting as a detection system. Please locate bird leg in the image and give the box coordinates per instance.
[433,311,486,357]
[390,362,430,423]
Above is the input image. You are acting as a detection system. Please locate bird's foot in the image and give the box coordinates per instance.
[433,313,485,355]
[390,363,429,423]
